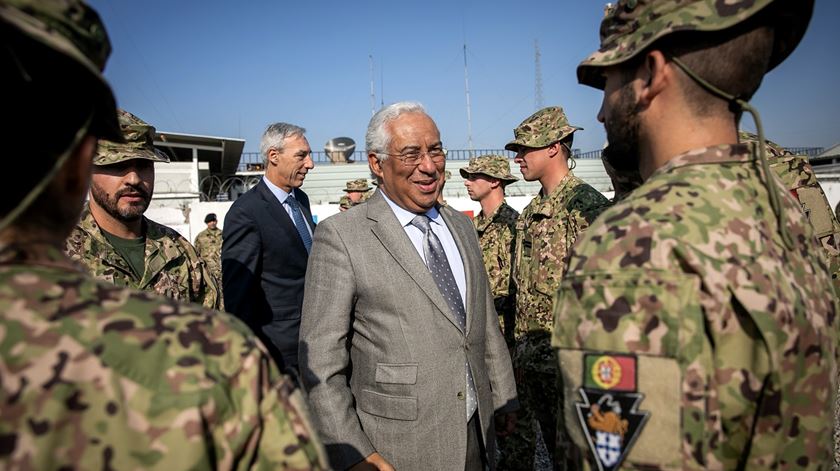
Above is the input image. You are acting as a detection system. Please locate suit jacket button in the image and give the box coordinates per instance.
[457,391,465,400]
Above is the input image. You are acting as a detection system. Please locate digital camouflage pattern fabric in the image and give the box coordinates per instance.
[505,107,582,152]
[66,204,220,310]
[473,201,519,346]
[552,144,837,470]
[0,245,327,470]
[194,225,223,285]
[577,0,814,90]
[739,131,840,296]
[94,109,169,166]
[343,178,371,192]
[459,154,518,183]
[502,173,608,469]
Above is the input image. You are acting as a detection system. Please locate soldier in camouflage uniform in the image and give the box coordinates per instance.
[194,212,223,284]
[461,154,520,347]
[0,1,326,469]
[65,109,221,309]
[505,107,610,469]
[553,1,836,469]
[739,131,840,295]
[338,178,372,212]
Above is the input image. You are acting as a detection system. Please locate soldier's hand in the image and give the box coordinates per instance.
[350,452,395,471]
[495,412,517,438]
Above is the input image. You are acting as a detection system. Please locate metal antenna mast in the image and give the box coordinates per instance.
[534,39,544,110]
[463,43,473,151]
[369,55,376,116]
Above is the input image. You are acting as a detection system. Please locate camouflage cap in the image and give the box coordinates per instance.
[343,178,371,192]
[459,154,518,183]
[444,170,452,180]
[0,0,121,141]
[94,110,170,166]
[504,106,582,152]
[577,0,814,90]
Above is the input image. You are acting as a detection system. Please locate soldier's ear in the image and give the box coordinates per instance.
[638,50,669,109]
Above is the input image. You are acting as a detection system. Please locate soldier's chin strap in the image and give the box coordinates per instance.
[670,56,795,250]
[0,113,93,234]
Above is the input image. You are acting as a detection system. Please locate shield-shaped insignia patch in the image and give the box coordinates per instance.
[575,353,650,471]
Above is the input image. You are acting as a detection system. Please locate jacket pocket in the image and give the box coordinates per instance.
[375,363,418,385]
[358,389,418,421]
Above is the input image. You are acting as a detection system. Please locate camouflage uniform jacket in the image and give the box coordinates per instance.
[552,144,838,470]
[194,226,223,282]
[65,204,220,310]
[514,172,608,336]
[0,245,327,470]
[474,201,519,338]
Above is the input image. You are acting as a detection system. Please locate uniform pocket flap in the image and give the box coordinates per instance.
[375,363,418,384]
[359,389,418,421]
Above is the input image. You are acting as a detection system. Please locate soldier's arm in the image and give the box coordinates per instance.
[218,336,328,470]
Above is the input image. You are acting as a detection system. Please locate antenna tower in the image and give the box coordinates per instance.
[534,39,544,110]
[369,55,376,116]
[463,43,473,151]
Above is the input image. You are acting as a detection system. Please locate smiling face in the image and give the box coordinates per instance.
[267,134,314,192]
[371,112,444,213]
[90,158,154,222]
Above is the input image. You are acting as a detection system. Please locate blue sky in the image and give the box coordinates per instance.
[91,0,840,155]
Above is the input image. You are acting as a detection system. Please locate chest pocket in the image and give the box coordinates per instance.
[553,270,708,470]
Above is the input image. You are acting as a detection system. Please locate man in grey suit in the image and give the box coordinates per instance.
[299,102,518,471]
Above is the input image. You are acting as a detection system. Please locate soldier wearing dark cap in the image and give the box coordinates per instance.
[505,106,609,469]
[65,109,220,310]
[553,1,836,469]
[0,1,325,469]
[194,212,223,285]
[461,155,519,347]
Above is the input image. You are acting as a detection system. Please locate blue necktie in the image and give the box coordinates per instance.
[410,214,477,420]
[287,196,312,253]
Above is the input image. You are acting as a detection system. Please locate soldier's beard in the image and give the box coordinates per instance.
[603,83,641,174]
[90,182,151,222]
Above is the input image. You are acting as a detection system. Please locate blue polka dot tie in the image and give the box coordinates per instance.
[410,214,477,420]
[287,196,312,253]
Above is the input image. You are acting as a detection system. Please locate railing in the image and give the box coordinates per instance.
[236,146,824,172]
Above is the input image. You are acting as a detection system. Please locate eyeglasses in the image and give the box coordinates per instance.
[381,147,447,166]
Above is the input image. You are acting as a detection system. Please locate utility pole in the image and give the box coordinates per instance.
[463,43,473,151]
[534,39,544,110]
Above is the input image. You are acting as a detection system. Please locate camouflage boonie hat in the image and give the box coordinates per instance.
[0,0,121,141]
[577,0,815,90]
[505,107,582,152]
[94,109,170,165]
[459,154,518,183]
[343,179,371,192]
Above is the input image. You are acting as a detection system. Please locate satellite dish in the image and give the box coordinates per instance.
[325,137,356,164]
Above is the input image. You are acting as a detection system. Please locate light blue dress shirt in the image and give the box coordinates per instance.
[263,176,313,237]
[381,191,467,312]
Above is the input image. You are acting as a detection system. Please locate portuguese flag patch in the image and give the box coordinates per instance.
[583,353,637,392]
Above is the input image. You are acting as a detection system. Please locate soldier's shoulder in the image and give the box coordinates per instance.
[497,202,520,222]
[565,179,610,220]
[2,265,262,390]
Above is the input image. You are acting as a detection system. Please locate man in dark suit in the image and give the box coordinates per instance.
[299,102,518,471]
[222,122,315,371]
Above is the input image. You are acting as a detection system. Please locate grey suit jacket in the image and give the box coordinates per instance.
[299,190,518,471]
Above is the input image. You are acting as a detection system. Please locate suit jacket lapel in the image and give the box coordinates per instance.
[440,206,477,334]
[366,192,462,332]
[256,180,306,252]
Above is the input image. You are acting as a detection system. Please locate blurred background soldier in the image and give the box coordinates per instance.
[554,1,836,469]
[438,169,452,206]
[505,106,609,469]
[739,131,840,295]
[344,178,373,205]
[65,109,220,309]
[194,212,223,287]
[0,1,325,468]
[461,154,519,348]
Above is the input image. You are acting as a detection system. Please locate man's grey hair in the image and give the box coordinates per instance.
[260,122,306,160]
[365,101,426,161]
